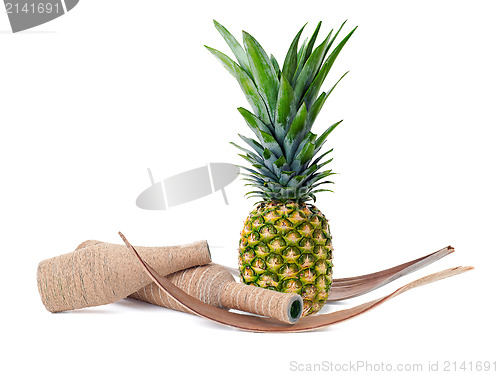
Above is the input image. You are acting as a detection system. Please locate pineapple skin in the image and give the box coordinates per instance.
[239,201,333,316]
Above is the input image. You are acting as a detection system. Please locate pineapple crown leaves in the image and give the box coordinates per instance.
[206,20,357,203]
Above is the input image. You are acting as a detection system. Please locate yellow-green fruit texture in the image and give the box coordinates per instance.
[239,201,333,316]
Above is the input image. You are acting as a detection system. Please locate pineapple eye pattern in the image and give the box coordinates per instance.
[238,202,334,316]
[254,243,270,257]
[266,253,284,271]
[298,254,316,268]
[282,246,301,262]
[278,263,300,278]
[268,237,287,252]
[242,266,257,283]
[240,249,255,265]
[299,268,317,284]
[251,258,267,273]
[281,279,302,294]
[260,224,278,239]
[257,272,279,288]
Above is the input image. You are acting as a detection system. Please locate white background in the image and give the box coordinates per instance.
[1,0,499,374]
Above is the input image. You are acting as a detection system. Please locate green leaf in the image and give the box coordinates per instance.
[265,181,283,193]
[305,92,326,130]
[292,37,308,86]
[282,24,307,83]
[239,163,278,181]
[238,107,273,138]
[260,130,284,159]
[239,172,272,185]
[315,157,333,171]
[292,131,317,169]
[293,164,319,188]
[238,153,258,165]
[286,174,307,188]
[205,46,270,124]
[325,71,349,100]
[270,54,281,81]
[230,142,262,163]
[308,180,335,191]
[325,20,348,56]
[306,170,335,186]
[213,20,252,77]
[242,31,280,116]
[309,188,334,195]
[305,70,349,111]
[299,157,334,179]
[274,75,296,145]
[303,21,322,64]
[241,175,266,185]
[315,120,343,150]
[310,148,333,166]
[251,160,280,181]
[262,147,278,171]
[322,20,347,63]
[304,70,348,116]
[278,170,296,186]
[238,134,264,155]
[272,156,290,181]
[296,141,315,167]
[237,165,271,181]
[293,29,333,104]
[284,102,308,161]
[273,155,287,169]
[245,191,267,198]
[301,27,357,108]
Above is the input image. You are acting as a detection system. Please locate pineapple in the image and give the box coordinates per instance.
[206,20,356,316]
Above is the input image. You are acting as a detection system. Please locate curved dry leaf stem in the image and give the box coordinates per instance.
[119,232,472,333]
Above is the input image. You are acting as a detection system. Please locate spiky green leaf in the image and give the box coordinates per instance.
[282,24,307,83]
[301,27,357,107]
[315,120,342,150]
[293,30,332,103]
[297,142,315,164]
[238,134,264,155]
[270,54,281,80]
[322,20,347,64]
[260,130,284,159]
[286,174,307,188]
[310,148,333,166]
[230,142,263,163]
[262,147,278,171]
[205,46,270,123]
[278,170,296,186]
[213,20,252,77]
[242,31,279,116]
[292,131,317,167]
[274,75,296,145]
[303,21,322,64]
[292,37,308,86]
[325,20,347,56]
[237,107,273,137]
[307,170,335,186]
[284,102,308,161]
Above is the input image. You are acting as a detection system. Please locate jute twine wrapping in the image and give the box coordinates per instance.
[37,240,211,312]
[130,263,303,324]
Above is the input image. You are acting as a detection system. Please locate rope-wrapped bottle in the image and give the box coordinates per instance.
[130,263,303,324]
[36,239,211,313]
